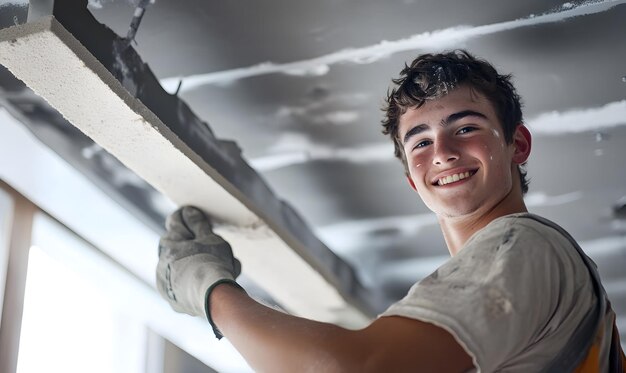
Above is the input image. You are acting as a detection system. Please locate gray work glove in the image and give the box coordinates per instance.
[156,206,242,339]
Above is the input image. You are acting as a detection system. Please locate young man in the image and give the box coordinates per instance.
[157,50,625,372]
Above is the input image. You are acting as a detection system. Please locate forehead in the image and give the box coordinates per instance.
[398,86,498,138]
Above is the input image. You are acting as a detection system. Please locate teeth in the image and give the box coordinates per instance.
[438,171,472,186]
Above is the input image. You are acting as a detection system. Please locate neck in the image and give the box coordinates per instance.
[439,187,528,256]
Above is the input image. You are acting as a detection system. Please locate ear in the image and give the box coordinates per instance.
[511,124,532,164]
[406,174,417,191]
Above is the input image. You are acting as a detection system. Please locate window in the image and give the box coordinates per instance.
[16,213,148,373]
[0,106,249,372]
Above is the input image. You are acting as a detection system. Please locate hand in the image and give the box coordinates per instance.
[156,206,242,338]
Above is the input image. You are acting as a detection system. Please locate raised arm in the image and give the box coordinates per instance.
[210,283,473,372]
[157,206,473,372]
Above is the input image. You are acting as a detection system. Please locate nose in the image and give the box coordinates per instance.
[432,139,460,165]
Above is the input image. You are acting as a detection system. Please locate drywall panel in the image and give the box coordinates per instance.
[0,16,371,326]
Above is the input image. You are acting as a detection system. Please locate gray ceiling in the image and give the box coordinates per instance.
[1,0,625,330]
[87,0,626,314]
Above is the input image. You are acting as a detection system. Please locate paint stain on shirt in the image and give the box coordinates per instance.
[486,287,513,317]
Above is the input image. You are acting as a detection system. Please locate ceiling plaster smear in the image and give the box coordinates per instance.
[527,100,626,134]
[249,141,393,172]
[0,16,370,327]
[251,97,626,172]
[160,0,626,92]
[316,212,439,254]
[316,191,581,254]
[580,235,626,258]
[524,191,583,207]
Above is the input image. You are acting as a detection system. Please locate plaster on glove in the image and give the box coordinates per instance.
[156,206,242,339]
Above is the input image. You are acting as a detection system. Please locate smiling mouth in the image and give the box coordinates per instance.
[434,170,477,186]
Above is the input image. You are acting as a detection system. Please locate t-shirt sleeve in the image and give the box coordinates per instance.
[379,216,595,372]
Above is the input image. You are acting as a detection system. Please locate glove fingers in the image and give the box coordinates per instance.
[164,207,194,241]
[181,206,215,238]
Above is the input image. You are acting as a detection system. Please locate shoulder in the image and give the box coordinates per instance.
[469,213,565,245]
[462,213,578,263]
[381,213,596,371]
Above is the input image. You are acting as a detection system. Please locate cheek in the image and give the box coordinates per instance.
[481,141,514,180]
[474,139,503,163]
[406,149,429,168]
[407,154,427,180]
[406,164,427,194]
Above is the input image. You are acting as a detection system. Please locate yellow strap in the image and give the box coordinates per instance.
[573,342,601,373]
[573,319,626,373]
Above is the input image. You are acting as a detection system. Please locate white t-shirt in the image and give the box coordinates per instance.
[380,213,599,372]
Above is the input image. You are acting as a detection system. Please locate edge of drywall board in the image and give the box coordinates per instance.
[48,17,259,222]
[0,17,260,229]
[0,17,374,317]
[43,15,351,297]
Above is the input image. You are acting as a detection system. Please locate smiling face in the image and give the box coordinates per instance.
[399,85,530,219]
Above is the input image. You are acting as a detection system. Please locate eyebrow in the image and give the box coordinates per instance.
[402,124,429,145]
[442,110,487,127]
[402,110,488,145]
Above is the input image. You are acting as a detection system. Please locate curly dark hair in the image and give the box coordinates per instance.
[381,49,529,194]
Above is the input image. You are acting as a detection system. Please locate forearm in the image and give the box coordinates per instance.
[210,283,362,372]
[157,207,472,372]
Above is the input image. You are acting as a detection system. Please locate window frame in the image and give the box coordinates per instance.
[0,180,36,373]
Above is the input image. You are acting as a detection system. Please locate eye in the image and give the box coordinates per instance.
[457,126,477,135]
[413,139,432,150]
